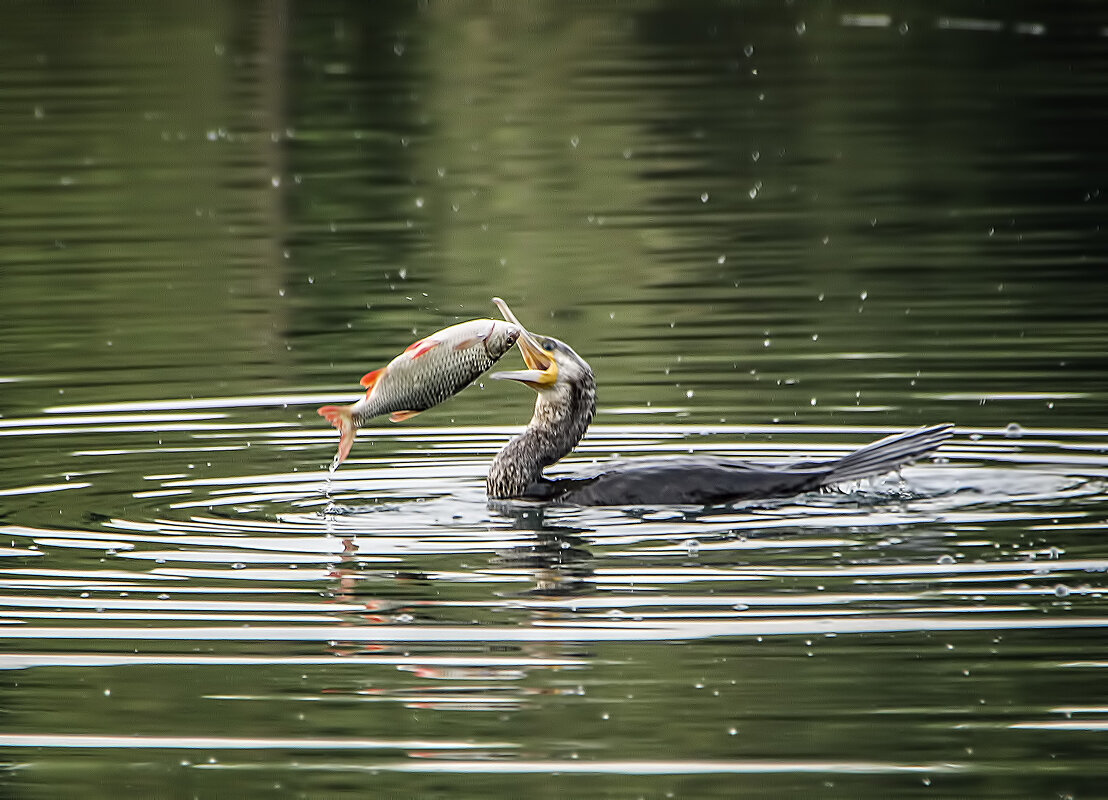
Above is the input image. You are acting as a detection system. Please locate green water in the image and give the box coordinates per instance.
[2,3,1107,798]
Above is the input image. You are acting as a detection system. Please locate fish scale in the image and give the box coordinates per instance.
[318,318,520,467]
[354,344,493,425]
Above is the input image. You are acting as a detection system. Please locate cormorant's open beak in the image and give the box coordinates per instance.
[489,297,559,388]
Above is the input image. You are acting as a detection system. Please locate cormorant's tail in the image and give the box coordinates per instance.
[819,423,954,488]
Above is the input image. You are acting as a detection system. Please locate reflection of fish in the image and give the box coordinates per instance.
[318,319,520,466]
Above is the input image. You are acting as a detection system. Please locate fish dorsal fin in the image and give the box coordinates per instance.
[389,409,422,423]
[360,367,385,392]
[404,338,441,360]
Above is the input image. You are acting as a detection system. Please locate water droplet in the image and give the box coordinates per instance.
[743,44,754,57]
[937,554,955,565]
[685,539,700,557]
[1054,584,1071,598]
[701,192,710,203]
[393,42,405,56]
[414,197,424,208]
[570,135,580,148]
[860,291,868,301]
[686,390,694,399]
[1004,422,1023,438]
[717,255,726,264]
[232,562,246,570]
[728,727,738,735]
[270,175,281,188]
[795,20,807,35]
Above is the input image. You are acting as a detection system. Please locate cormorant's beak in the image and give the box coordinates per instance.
[490,297,559,389]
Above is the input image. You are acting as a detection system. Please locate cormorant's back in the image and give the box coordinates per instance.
[484,299,952,506]
[514,424,954,506]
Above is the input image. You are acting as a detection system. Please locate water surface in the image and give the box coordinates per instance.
[2,3,1107,798]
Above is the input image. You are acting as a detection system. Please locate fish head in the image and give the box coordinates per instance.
[482,319,522,360]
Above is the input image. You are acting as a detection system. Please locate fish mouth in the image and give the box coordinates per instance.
[490,297,559,388]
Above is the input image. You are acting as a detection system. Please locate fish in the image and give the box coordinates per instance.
[317,318,521,466]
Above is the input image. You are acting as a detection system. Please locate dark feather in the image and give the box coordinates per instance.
[487,334,953,506]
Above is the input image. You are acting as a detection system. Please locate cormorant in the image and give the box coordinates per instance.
[486,298,953,506]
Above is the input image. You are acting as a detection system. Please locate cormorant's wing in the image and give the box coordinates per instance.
[522,424,954,507]
[546,458,828,506]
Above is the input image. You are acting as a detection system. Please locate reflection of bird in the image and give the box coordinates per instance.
[487,299,953,506]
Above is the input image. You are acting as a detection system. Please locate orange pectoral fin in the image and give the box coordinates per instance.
[389,409,422,423]
[359,367,385,390]
[403,338,441,359]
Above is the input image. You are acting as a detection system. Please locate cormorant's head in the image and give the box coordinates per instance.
[489,298,593,395]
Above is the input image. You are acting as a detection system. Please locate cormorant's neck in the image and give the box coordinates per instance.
[487,370,596,499]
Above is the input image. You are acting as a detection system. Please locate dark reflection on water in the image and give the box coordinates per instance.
[2,2,1107,798]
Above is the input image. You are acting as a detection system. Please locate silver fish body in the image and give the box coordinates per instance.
[318,318,520,465]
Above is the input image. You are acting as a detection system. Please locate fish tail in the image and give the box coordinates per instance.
[317,404,357,465]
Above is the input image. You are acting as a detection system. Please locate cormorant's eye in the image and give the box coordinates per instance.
[542,338,557,352]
